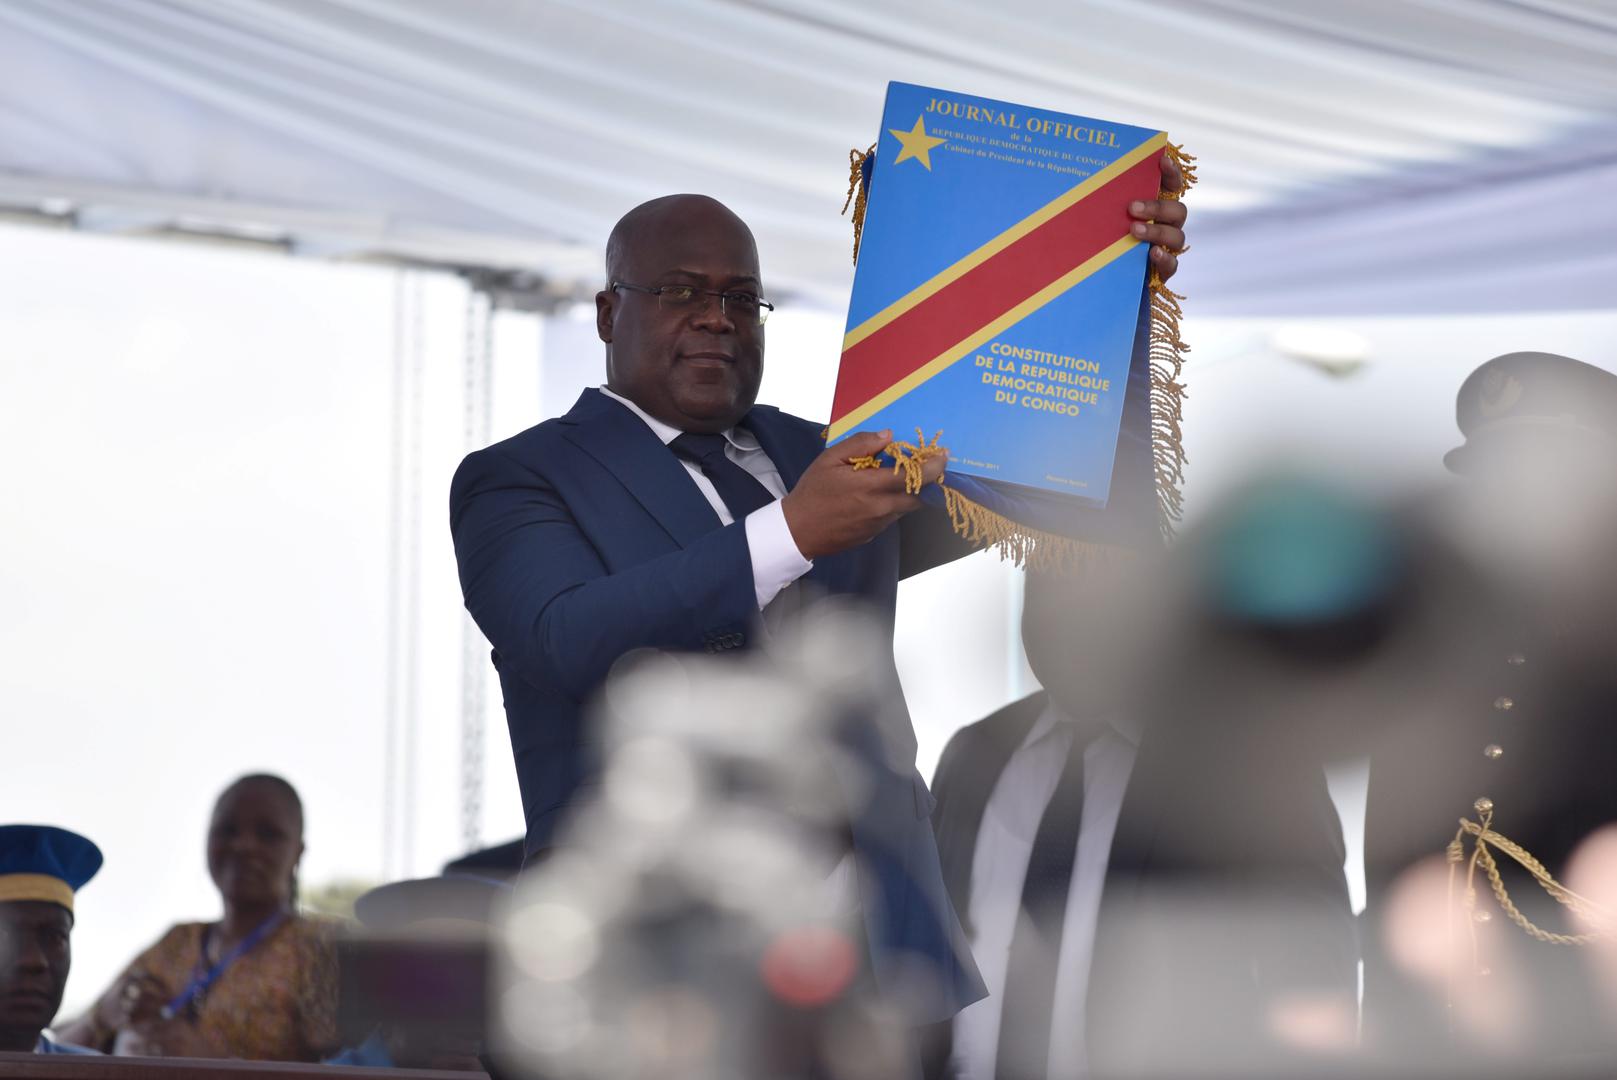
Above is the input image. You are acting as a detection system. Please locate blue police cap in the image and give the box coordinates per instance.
[0,825,103,912]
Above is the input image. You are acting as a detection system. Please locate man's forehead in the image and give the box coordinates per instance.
[629,220,757,272]
[0,900,72,928]
[607,195,760,279]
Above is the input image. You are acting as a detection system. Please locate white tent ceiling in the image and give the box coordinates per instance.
[0,0,1613,312]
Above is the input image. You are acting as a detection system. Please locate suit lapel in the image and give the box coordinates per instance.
[933,693,1049,935]
[559,389,722,549]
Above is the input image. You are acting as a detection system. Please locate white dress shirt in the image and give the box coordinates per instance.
[950,700,1139,1080]
[597,386,812,609]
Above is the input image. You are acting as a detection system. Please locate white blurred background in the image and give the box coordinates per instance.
[2,0,1615,1016]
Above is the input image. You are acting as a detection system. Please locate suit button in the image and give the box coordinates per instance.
[1484,743,1504,760]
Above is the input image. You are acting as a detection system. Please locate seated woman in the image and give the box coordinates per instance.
[57,774,338,1060]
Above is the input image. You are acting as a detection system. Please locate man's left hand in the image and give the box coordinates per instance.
[1129,151,1189,282]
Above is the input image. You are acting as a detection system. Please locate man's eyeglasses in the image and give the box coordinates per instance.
[610,281,774,325]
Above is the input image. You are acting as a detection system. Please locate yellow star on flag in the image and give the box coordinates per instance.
[889,116,948,170]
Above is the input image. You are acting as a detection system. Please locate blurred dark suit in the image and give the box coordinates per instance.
[925,690,1358,1078]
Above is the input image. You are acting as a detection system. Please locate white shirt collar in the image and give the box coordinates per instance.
[597,385,759,452]
[1025,696,1141,750]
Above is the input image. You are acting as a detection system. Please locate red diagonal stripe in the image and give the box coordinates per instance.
[830,151,1162,426]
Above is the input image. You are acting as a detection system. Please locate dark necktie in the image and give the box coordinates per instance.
[669,432,776,523]
[996,728,1088,1080]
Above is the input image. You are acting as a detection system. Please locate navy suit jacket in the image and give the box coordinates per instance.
[450,387,984,1021]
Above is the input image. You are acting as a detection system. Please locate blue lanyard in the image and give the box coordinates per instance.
[160,911,287,1020]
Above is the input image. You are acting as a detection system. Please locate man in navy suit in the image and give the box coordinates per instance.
[450,184,1188,1023]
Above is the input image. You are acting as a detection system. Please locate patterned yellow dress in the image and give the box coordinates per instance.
[106,916,339,1061]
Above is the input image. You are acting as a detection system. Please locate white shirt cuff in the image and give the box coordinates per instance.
[745,500,813,609]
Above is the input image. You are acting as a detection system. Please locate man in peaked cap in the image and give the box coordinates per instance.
[0,825,103,1054]
[1443,350,1617,475]
[1441,350,1617,677]
[1362,351,1617,1063]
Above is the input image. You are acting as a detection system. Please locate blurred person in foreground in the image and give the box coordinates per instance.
[328,874,507,1070]
[497,625,934,1080]
[56,774,339,1060]
[1363,352,1617,1064]
[0,825,102,1054]
[927,509,1359,1080]
[449,172,1189,1028]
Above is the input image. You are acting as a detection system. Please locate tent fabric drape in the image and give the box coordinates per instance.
[0,0,1612,313]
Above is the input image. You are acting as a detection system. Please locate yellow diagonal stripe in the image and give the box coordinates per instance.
[827,234,1142,441]
[843,131,1166,353]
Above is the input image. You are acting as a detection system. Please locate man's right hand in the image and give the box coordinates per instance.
[780,430,947,560]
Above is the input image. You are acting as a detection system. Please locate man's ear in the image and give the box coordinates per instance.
[595,289,615,344]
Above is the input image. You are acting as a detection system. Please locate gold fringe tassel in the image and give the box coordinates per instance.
[850,430,1113,573]
[937,485,1115,572]
[842,144,876,264]
[849,429,944,492]
[838,142,1199,571]
[1147,142,1196,543]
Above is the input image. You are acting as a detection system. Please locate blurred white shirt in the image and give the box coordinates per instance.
[950,700,1138,1080]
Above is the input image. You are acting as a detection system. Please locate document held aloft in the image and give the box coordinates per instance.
[831,82,1194,567]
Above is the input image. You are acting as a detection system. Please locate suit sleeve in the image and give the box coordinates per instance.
[899,504,981,580]
[450,445,759,700]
